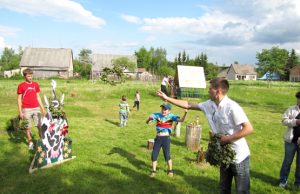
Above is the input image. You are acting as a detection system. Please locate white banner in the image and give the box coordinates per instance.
[177,65,206,88]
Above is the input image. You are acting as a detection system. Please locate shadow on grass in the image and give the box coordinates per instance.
[5,117,27,144]
[106,147,219,193]
[104,162,184,193]
[104,162,219,194]
[183,151,198,163]
[171,138,185,147]
[250,170,278,186]
[175,168,219,193]
[0,138,219,193]
[6,117,40,150]
[108,147,148,170]
[104,118,119,127]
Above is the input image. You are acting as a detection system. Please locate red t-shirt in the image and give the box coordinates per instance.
[17,81,40,108]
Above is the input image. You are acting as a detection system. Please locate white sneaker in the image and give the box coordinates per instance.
[28,142,34,150]
[279,181,288,188]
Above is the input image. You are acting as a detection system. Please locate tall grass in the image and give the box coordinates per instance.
[0,79,300,193]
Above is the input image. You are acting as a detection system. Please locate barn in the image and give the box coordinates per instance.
[91,54,137,78]
[20,47,73,78]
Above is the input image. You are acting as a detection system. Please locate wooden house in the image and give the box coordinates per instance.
[20,47,73,78]
[289,65,300,82]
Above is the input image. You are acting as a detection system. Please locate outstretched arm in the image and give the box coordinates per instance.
[146,116,154,124]
[156,90,199,110]
[177,109,188,122]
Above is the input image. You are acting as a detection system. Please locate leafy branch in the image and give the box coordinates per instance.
[206,133,236,168]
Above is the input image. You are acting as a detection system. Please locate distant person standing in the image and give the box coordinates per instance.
[17,68,45,150]
[278,91,300,188]
[119,95,130,127]
[133,90,140,111]
[161,75,170,96]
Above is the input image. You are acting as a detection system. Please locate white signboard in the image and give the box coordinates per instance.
[177,65,206,88]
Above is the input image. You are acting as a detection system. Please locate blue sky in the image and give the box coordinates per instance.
[0,0,299,66]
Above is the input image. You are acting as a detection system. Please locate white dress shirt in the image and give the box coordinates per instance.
[198,96,250,163]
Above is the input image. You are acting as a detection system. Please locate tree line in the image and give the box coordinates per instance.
[0,46,299,81]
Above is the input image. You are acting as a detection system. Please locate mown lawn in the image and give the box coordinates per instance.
[0,79,300,194]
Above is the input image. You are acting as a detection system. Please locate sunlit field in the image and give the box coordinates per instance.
[0,79,300,193]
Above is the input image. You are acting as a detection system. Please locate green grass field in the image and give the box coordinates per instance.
[0,79,300,194]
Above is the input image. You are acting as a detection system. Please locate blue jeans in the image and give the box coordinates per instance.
[220,156,250,194]
[279,142,300,185]
[119,112,128,127]
[151,136,171,161]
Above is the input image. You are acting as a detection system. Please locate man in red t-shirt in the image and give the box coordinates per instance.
[17,68,45,150]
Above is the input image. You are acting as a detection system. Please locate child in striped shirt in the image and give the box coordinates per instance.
[119,95,130,127]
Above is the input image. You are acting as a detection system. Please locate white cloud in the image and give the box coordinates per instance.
[124,0,300,48]
[251,1,300,43]
[0,0,106,28]
[121,14,141,24]
[139,11,253,46]
[0,25,21,36]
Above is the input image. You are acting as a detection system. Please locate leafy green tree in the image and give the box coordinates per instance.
[182,50,187,64]
[149,47,168,75]
[78,48,92,63]
[112,56,136,72]
[0,47,21,71]
[177,52,182,65]
[205,62,220,80]
[112,56,137,82]
[256,46,289,81]
[284,49,300,80]
[159,65,175,77]
[73,48,93,79]
[73,59,91,79]
[134,47,152,69]
[174,50,189,65]
[100,56,137,84]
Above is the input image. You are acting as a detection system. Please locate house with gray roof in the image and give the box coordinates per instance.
[225,64,257,80]
[20,47,73,78]
[217,67,230,79]
[91,54,137,78]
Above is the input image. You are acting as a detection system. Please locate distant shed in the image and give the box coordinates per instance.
[20,47,73,78]
[290,65,300,82]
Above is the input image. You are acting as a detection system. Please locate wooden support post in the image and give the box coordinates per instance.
[147,139,154,150]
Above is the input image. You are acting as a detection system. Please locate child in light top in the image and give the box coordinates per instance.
[119,95,130,127]
[133,90,140,111]
[146,103,187,177]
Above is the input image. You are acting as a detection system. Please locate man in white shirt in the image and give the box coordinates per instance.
[156,77,253,194]
[161,75,170,96]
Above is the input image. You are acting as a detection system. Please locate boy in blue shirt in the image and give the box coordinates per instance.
[146,103,187,177]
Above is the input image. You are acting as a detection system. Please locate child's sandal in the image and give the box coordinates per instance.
[150,171,156,177]
[168,170,174,177]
